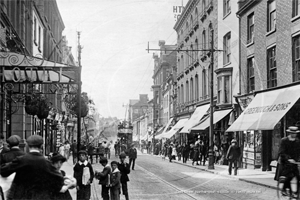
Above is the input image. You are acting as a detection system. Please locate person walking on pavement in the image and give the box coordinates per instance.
[64,141,71,160]
[226,139,241,175]
[192,143,200,166]
[275,126,300,197]
[0,135,25,165]
[109,161,121,200]
[128,144,137,170]
[0,135,68,200]
[50,153,76,200]
[95,157,111,200]
[168,143,173,162]
[73,150,94,200]
[200,140,208,166]
[118,152,130,200]
[70,140,78,164]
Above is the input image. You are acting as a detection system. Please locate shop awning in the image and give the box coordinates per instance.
[226,84,300,132]
[161,118,173,135]
[180,104,210,133]
[162,118,189,139]
[191,109,232,131]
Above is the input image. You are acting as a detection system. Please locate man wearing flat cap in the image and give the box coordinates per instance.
[0,135,68,200]
[0,135,25,165]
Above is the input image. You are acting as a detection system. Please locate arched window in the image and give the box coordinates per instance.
[177,86,180,104]
[202,30,206,55]
[195,38,198,60]
[190,78,194,101]
[195,7,198,21]
[202,69,207,98]
[181,84,184,103]
[186,81,189,103]
[202,0,206,13]
[191,44,194,63]
[208,23,213,45]
[186,21,189,32]
[190,15,193,25]
[195,75,199,100]
[181,54,184,73]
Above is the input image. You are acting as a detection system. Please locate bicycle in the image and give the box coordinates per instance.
[277,160,300,199]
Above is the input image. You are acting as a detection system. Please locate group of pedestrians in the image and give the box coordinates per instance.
[0,134,139,200]
[160,137,242,176]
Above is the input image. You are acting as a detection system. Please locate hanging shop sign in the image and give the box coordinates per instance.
[1,52,79,83]
[236,94,254,111]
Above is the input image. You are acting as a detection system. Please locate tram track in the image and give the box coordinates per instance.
[136,163,240,200]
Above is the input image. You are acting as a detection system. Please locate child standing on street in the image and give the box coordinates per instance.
[95,157,111,200]
[109,161,121,200]
[118,152,130,200]
[73,150,94,200]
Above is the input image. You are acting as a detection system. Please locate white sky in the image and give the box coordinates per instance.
[56,0,187,119]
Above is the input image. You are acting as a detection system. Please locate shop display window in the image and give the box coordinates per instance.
[243,130,262,169]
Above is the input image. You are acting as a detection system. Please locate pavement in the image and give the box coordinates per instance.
[143,151,278,190]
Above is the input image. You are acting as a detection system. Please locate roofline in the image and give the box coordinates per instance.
[174,0,199,31]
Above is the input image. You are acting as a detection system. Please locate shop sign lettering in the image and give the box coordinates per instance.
[173,5,184,21]
[4,67,63,83]
[244,102,291,114]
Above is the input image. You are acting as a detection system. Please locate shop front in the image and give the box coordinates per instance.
[226,83,300,171]
[179,103,210,145]
[191,108,233,164]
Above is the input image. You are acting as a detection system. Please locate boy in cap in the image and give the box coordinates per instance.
[0,135,67,200]
[0,135,25,165]
[110,160,121,200]
[73,150,94,200]
[118,152,130,200]
[95,157,111,200]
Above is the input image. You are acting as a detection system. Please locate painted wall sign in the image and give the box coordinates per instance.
[173,5,184,21]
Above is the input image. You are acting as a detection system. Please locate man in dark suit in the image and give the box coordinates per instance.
[128,144,137,170]
[0,135,25,165]
[0,135,67,200]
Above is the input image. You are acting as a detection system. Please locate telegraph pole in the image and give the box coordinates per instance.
[77,31,82,152]
[208,29,215,169]
[146,28,221,168]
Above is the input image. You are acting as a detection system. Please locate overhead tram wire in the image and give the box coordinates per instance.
[129,57,153,98]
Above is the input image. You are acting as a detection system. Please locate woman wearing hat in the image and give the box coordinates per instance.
[226,139,241,175]
[50,153,76,200]
[276,126,300,197]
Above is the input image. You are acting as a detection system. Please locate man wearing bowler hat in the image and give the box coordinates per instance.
[0,135,67,200]
[0,135,25,165]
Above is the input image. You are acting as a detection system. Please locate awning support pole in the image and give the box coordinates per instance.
[208,29,215,170]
